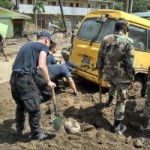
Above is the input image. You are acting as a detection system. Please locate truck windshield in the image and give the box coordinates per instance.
[77,18,116,42]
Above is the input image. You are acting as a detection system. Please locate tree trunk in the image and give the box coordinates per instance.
[129,0,133,13]
[58,0,67,32]
[35,12,37,30]
[124,0,129,12]
[34,0,37,30]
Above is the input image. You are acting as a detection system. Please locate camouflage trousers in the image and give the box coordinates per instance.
[102,68,131,121]
[109,82,129,121]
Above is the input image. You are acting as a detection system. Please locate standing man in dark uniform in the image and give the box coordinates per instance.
[97,19,135,133]
[10,31,56,140]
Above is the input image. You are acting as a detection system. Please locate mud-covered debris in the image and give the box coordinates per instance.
[80,122,94,132]
[133,139,143,148]
[97,139,103,144]
[67,134,80,140]
[96,132,106,139]
[125,136,132,144]
[18,143,29,149]
[94,118,102,128]
[96,131,101,138]
[61,100,70,106]
[129,121,141,130]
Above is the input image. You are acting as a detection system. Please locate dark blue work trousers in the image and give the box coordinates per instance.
[10,72,41,137]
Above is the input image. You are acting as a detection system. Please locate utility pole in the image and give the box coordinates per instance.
[124,0,129,12]
[34,0,37,30]
[129,0,133,13]
[124,0,133,13]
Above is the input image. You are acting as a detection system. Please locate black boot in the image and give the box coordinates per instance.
[111,120,127,134]
[105,95,113,107]
[31,132,56,141]
[111,120,121,133]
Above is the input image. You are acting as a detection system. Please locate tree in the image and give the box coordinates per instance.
[102,0,124,10]
[102,0,150,12]
[132,0,150,12]
[54,14,64,29]
[114,1,124,10]
[33,0,45,30]
[0,0,12,9]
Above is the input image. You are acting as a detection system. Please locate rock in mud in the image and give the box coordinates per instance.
[133,139,143,148]
[125,136,132,144]
[80,123,94,132]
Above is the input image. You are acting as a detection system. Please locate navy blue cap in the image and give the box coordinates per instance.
[38,31,53,43]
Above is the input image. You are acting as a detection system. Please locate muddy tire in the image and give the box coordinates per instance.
[133,76,143,98]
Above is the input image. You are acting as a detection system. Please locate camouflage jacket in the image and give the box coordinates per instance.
[97,31,135,81]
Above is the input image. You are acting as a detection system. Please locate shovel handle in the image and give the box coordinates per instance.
[52,88,59,116]
[52,88,56,106]
[98,78,102,104]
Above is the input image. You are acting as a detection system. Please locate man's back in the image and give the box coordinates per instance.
[48,64,71,80]
[98,32,134,83]
[102,33,133,67]
[13,42,49,74]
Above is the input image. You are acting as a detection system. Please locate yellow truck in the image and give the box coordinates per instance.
[69,10,150,97]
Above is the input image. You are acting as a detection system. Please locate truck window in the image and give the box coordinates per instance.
[148,30,150,52]
[77,18,116,42]
[128,25,147,51]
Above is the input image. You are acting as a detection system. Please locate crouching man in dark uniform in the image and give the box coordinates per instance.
[35,64,78,96]
[10,31,56,140]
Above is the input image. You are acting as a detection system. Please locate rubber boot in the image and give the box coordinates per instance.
[111,120,121,133]
[111,120,127,135]
[105,95,113,108]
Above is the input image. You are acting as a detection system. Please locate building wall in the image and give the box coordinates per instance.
[0,18,14,38]
[16,0,114,12]
[17,0,112,9]
[14,0,114,30]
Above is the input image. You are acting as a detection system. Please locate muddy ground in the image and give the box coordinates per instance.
[0,38,150,150]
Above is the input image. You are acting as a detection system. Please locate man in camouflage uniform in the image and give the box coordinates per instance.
[97,20,135,133]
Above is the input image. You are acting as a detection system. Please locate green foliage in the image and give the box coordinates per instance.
[33,0,45,13]
[0,0,12,9]
[147,17,150,21]
[54,14,64,28]
[102,0,150,12]
[103,0,124,10]
[132,0,150,12]
[114,2,124,10]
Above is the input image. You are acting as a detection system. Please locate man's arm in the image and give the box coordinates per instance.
[125,40,135,82]
[96,40,105,79]
[68,77,77,94]
[39,51,56,88]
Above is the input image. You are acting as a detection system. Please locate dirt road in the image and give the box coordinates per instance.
[0,39,149,149]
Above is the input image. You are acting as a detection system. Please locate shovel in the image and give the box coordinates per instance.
[99,78,102,104]
[51,88,64,131]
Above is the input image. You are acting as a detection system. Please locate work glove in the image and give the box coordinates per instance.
[73,91,78,96]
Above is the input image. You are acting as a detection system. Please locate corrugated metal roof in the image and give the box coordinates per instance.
[0,6,31,19]
[133,11,150,17]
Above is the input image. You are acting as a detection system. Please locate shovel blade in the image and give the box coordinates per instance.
[52,114,64,131]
